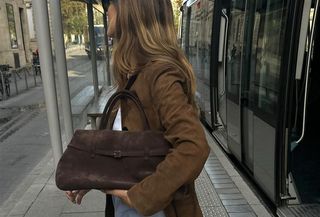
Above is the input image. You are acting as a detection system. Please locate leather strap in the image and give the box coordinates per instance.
[99,90,150,130]
[99,74,151,130]
[68,144,169,158]
[104,74,138,217]
[124,74,138,90]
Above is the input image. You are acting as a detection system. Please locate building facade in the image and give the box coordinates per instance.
[0,0,31,68]
[24,0,37,52]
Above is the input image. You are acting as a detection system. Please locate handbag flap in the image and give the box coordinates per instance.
[68,129,171,158]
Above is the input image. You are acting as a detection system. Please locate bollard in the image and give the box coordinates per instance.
[39,68,42,81]
[13,70,18,95]
[24,69,29,90]
[33,66,37,86]
[0,70,7,100]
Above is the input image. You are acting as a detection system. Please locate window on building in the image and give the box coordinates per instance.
[6,3,18,49]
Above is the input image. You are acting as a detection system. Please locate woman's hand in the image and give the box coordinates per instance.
[102,189,132,207]
[65,190,90,205]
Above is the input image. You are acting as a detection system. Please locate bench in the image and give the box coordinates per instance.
[71,85,102,128]
[87,86,115,129]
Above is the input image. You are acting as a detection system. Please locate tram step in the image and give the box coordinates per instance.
[277,204,320,217]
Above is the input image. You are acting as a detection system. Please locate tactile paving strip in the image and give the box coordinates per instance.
[201,206,230,217]
[200,151,258,217]
[196,170,229,216]
[196,171,223,207]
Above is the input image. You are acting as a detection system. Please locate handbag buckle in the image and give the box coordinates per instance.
[113,150,122,158]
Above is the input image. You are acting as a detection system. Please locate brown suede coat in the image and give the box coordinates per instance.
[110,61,210,217]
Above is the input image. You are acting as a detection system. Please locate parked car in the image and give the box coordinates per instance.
[85,25,105,60]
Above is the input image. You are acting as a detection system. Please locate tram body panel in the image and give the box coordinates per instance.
[226,99,242,160]
[183,0,292,207]
[253,116,276,202]
[242,108,254,170]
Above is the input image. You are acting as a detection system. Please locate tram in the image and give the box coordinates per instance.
[181,0,320,215]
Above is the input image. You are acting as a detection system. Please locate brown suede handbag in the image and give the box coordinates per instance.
[55,75,171,191]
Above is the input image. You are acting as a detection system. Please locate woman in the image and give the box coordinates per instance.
[66,0,210,216]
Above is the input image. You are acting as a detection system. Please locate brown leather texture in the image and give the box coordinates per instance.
[55,129,171,191]
[55,83,172,191]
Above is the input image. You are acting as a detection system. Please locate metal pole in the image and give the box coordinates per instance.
[87,3,99,101]
[102,7,111,86]
[32,0,63,166]
[49,0,74,143]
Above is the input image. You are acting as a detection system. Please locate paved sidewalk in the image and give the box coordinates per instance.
[0,127,273,217]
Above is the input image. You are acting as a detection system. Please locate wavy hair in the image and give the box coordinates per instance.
[110,0,196,103]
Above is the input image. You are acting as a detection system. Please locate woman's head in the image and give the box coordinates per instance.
[107,0,176,42]
[109,0,196,101]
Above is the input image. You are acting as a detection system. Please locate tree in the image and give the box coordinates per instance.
[94,9,104,25]
[171,0,183,32]
[61,0,87,44]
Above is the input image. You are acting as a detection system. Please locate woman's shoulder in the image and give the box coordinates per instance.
[141,60,186,85]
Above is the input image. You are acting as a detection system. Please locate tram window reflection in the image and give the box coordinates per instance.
[226,1,246,103]
[188,0,214,125]
[252,0,287,121]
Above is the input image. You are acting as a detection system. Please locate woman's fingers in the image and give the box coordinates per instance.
[75,190,90,205]
[65,191,76,203]
[65,190,90,205]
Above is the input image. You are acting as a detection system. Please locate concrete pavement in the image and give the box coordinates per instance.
[0,47,107,208]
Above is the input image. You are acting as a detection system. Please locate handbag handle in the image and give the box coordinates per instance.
[99,89,151,130]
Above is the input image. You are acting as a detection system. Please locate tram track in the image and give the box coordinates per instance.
[0,108,41,143]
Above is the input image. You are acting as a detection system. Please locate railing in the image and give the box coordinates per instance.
[0,64,42,101]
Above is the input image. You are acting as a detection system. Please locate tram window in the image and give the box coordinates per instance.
[187,0,214,124]
[251,0,287,121]
[188,0,213,81]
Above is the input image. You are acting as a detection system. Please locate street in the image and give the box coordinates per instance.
[0,47,107,206]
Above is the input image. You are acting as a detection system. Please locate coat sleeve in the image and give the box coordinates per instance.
[127,69,210,216]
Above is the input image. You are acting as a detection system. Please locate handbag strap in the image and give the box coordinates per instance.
[124,74,138,90]
[99,74,151,130]
[104,74,138,217]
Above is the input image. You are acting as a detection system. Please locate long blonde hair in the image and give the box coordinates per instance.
[111,0,196,102]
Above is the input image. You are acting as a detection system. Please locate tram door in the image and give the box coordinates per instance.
[185,0,216,129]
[226,0,289,202]
[225,0,246,162]
[210,0,230,150]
